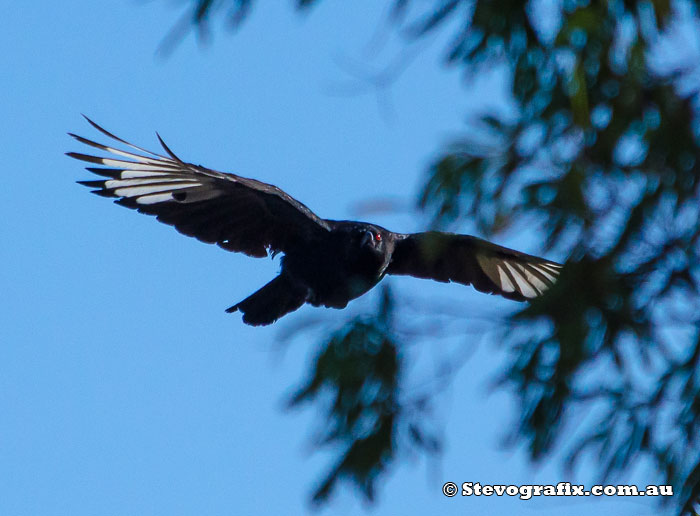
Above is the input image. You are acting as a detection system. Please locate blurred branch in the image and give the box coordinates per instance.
[285,286,441,502]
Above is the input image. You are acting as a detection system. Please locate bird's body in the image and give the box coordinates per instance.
[280,222,391,308]
[69,118,563,326]
[231,221,393,324]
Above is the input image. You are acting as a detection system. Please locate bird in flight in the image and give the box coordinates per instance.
[68,117,562,326]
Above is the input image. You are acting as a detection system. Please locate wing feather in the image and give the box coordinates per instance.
[387,231,561,301]
[69,119,331,258]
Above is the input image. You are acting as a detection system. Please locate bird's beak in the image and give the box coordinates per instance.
[361,230,374,248]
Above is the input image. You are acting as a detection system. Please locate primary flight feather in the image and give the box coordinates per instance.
[68,117,562,326]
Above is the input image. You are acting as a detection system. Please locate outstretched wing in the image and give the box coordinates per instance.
[387,232,561,301]
[68,117,331,257]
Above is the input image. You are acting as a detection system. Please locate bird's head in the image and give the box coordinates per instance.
[333,221,392,268]
[356,225,386,254]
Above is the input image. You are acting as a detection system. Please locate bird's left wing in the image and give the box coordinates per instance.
[386,232,561,301]
[68,117,331,258]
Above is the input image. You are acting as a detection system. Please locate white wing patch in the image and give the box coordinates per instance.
[105,178,198,188]
[136,193,181,205]
[503,262,539,298]
[121,170,173,179]
[96,158,177,171]
[113,182,198,198]
[478,253,562,299]
[496,265,516,292]
[69,128,225,206]
[513,263,551,294]
[534,265,558,283]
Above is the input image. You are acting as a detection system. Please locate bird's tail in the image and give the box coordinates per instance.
[226,274,309,326]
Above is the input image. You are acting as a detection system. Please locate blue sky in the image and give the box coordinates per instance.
[1,1,671,514]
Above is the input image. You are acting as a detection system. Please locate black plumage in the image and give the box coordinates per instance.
[68,118,563,326]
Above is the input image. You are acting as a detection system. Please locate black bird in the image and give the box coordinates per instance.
[68,118,562,326]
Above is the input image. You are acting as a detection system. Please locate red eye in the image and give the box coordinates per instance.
[375,233,382,242]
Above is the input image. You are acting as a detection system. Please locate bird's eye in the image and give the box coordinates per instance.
[375,233,382,242]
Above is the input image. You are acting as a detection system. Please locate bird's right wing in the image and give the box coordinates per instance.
[387,232,562,301]
[68,117,331,258]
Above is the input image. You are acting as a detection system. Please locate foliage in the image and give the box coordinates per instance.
[165,0,700,513]
[288,287,439,502]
